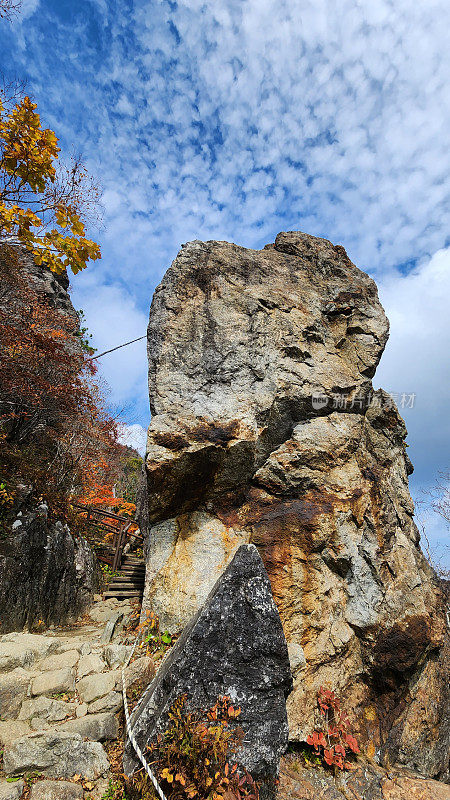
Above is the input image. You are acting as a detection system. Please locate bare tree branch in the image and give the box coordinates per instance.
[0,0,22,20]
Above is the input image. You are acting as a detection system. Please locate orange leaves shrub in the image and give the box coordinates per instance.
[78,468,136,518]
[145,694,259,800]
[306,687,360,771]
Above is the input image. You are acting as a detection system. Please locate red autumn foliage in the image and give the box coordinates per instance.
[143,694,259,800]
[0,244,130,521]
[306,687,360,771]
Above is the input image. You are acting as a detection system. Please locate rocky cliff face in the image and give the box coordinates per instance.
[0,499,99,634]
[0,242,99,632]
[139,232,449,779]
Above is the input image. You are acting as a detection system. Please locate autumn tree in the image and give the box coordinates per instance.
[0,244,119,513]
[113,447,143,505]
[0,90,101,274]
[0,82,136,537]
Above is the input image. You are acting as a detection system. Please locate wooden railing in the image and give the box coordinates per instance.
[71,501,144,572]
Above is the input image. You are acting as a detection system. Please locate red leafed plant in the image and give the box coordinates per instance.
[306,687,360,770]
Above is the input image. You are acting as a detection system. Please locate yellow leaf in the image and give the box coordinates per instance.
[366,741,376,759]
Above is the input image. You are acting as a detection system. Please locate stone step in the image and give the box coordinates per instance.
[103,590,143,598]
[118,569,144,575]
[118,568,144,574]
[118,566,145,572]
[120,566,145,572]
[108,580,144,588]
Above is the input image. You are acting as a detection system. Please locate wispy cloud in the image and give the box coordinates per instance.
[4,0,450,286]
[376,247,450,558]
[1,0,449,557]
[118,422,147,456]
[17,0,40,19]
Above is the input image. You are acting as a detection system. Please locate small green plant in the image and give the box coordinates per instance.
[290,745,322,770]
[100,779,129,800]
[102,778,128,800]
[25,772,43,782]
[51,691,74,701]
[101,563,118,584]
[75,309,97,355]
[134,610,173,659]
[0,481,14,517]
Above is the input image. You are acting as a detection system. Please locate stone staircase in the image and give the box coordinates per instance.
[103,555,146,601]
[0,598,154,799]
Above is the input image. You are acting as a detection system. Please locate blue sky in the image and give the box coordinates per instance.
[1,0,449,564]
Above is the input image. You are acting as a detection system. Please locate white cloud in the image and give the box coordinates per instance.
[9,0,450,289]
[2,0,450,563]
[375,247,450,558]
[118,423,147,456]
[18,0,39,19]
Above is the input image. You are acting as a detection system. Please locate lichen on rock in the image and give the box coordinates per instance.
[138,231,449,780]
[125,544,293,799]
[0,502,98,634]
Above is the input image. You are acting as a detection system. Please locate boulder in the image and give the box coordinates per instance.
[0,721,31,747]
[3,731,109,779]
[276,760,450,800]
[88,603,122,624]
[31,667,75,697]
[138,232,449,778]
[19,696,76,723]
[39,650,79,672]
[77,653,106,678]
[122,656,155,691]
[0,633,59,672]
[29,781,83,800]
[58,641,89,654]
[124,544,292,799]
[88,691,123,714]
[100,613,123,644]
[0,508,98,635]
[0,780,24,800]
[104,644,133,668]
[0,669,31,718]
[76,671,119,704]
[59,711,119,741]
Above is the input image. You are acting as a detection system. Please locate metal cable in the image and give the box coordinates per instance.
[121,634,168,800]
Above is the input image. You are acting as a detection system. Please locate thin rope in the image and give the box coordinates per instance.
[122,632,168,800]
[87,335,146,361]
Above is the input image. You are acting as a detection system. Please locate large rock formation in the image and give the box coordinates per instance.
[125,544,293,799]
[276,757,450,800]
[0,500,98,633]
[138,232,449,780]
